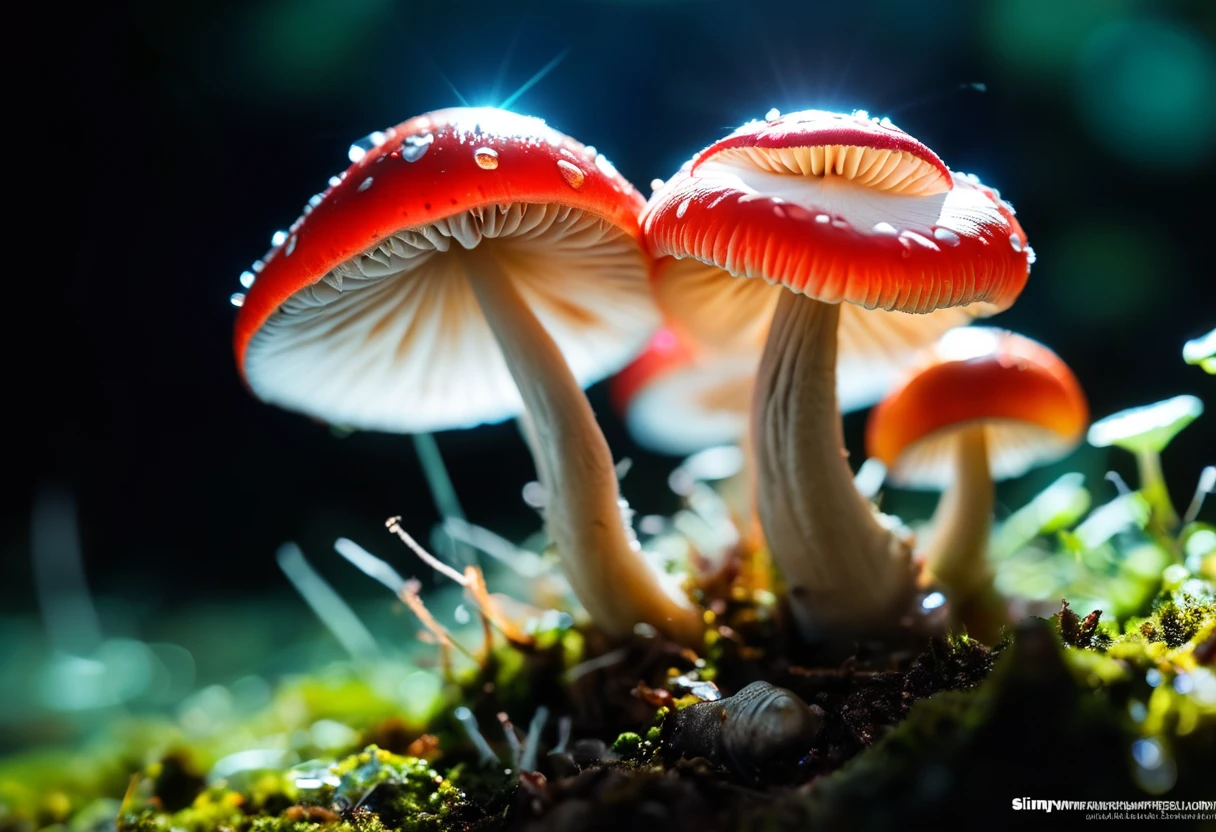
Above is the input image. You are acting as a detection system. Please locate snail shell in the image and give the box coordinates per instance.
[661,681,823,782]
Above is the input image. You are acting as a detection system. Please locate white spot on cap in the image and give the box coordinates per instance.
[239,270,255,289]
[765,107,781,120]
[252,259,265,273]
[309,194,324,208]
[815,213,831,224]
[271,230,288,246]
[872,222,897,235]
[328,176,342,188]
[650,178,664,191]
[230,292,246,307]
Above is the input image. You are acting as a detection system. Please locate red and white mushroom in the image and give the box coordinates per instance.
[642,109,1031,640]
[234,107,702,646]
[611,327,757,457]
[866,328,1089,640]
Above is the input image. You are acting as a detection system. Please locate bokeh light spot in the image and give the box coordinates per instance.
[1078,19,1216,170]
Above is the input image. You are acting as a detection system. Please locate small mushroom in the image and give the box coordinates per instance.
[661,681,824,783]
[611,327,756,458]
[866,328,1089,642]
[1087,395,1205,533]
[642,109,1032,641]
[1183,328,1215,374]
[233,107,701,645]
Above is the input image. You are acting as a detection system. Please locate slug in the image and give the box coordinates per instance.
[660,681,824,783]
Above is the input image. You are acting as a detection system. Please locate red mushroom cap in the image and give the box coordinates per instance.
[233,107,656,432]
[611,328,755,455]
[866,328,1089,488]
[641,109,1032,408]
[644,108,1028,312]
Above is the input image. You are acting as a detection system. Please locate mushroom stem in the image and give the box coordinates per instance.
[462,247,702,646]
[1134,448,1179,532]
[921,426,1009,642]
[753,291,914,639]
[923,426,994,598]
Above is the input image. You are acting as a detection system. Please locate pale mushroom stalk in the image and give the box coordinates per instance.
[462,246,702,645]
[753,291,914,638]
[922,426,993,597]
[920,426,1009,641]
[1134,448,1179,531]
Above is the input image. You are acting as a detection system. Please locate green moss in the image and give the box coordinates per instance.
[610,732,642,757]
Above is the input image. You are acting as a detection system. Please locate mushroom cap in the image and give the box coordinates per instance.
[233,107,656,433]
[1183,328,1216,374]
[1087,395,1204,455]
[642,109,1032,408]
[611,328,755,455]
[866,328,1089,489]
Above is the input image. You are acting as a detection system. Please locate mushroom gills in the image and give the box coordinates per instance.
[712,145,949,195]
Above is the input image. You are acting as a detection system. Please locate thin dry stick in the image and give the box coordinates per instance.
[387,516,534,648]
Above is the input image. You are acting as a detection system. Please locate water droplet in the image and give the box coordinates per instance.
[271,230,288,246]
[765,107,781,120]
[556,160,585,189]
[650,178,664,191]
[400,133,434,163]
[328,175,342,188]
[230,292,246,307]
[473,147,499,170]
[358,177,374,192]
[1009,233,1023,252]
[922,591,945,610]
[348,131,388,163]
[252,259,265,273]
[933,227,961,246]
[815,214,831,224]
[676,197,691,218]
[872,222,897,235]
[285,235,297,256]
[901,230,937,249]
[239,270,255,289]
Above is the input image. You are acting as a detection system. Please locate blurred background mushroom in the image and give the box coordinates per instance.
[866,328,1089,642]
[1087,396,1206,535]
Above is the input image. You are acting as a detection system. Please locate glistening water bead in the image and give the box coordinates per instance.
[556,160,585,189]
[473,148,500,170]
[400,134,434,163]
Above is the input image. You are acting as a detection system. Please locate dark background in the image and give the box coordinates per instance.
[9,0,1214,681]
